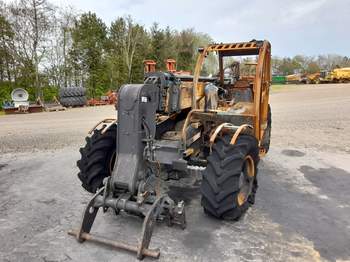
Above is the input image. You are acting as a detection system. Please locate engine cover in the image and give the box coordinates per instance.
[144,72,181,114]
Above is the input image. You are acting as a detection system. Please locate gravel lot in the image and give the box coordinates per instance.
[0,83,350,262]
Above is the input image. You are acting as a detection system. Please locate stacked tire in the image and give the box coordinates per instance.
[59,87,87,107]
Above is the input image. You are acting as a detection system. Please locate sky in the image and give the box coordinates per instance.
[6,0,350,57]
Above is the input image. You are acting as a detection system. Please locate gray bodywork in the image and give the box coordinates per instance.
[111,84,158,194]
[69,81,186,259]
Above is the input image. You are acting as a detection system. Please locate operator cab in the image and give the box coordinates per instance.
[197,42,262,113]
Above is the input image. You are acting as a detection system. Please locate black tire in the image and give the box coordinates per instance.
[77,124,117,193]
[59,87,86,97]
[59,96,87,107]
[200,134,259,220]
[261,104,271,153]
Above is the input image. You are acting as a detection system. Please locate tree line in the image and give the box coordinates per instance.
[0,0,212,104]
[1,0,350,107]
[272,55,350,76]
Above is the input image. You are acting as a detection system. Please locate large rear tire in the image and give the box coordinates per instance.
[200,134,259,220]
[77,124,117,193]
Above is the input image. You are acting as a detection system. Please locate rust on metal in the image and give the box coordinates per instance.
[230,124,253,145]
[237,192,246,206]
[190,40,271,153]
[88,118,117,135]
[181,109,202,144]
[68,230,160,259]
[166,59,177,73]
[244,155,255,178]
[136,197,163,259]
[183,148,194,157]
[209,122,234,145]
[237,155,255,206]
[68,189,173,260]
[259,148,267,157]
[208,123,252,148]
[144,60,156,73]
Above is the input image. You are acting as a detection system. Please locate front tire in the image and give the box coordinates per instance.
[77,124,117,193]
[200,134,259,220]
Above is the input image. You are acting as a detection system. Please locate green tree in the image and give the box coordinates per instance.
[176,29,196,71]
[163,26,177,61]
[70,12,108,97]
[277,57,300,75]
[107,16,149,89]
[306,61,320,74]
[128,23,149,83]
[149,23,166,69]
[193,32,214,74]
[107,17,128,89]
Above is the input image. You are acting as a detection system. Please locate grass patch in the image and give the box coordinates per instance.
[0,111,5,116]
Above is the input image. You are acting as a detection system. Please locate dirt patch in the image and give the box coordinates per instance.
[0,164,8,170]
[282,149,305,157]
[299,165,350,204]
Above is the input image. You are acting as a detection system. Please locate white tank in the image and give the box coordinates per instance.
[11,88,29,108]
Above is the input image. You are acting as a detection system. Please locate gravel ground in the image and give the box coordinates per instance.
[270,83,350,153]
[0,106,116,153]
[0,83,350,262]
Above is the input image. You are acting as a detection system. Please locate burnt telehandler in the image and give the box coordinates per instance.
[69,40,272,259]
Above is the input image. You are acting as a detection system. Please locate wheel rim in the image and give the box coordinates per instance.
[237,155,255,206]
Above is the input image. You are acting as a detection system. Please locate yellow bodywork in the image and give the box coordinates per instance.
[331,67,350,81]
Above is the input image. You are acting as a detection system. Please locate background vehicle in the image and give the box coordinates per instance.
[306,68,350,84]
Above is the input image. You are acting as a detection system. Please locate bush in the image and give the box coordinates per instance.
[0,83,13,109]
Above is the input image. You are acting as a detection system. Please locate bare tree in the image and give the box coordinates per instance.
[8,0,54,98]
[123,16,142,83]
[43,6,75,87]
[59,6,75,87]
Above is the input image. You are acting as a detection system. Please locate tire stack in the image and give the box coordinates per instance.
[59,87,87,107]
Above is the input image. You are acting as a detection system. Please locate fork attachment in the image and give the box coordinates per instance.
[68,186,186,260]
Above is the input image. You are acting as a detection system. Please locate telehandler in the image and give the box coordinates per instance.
[69,40,272,259]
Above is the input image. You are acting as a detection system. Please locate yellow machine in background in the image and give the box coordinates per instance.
[306,72,320,84]
[331,67,350,82]
[306,67,350,84]
[286,74,303,84]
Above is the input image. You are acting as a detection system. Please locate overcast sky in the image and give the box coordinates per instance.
[13,0,350,57]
